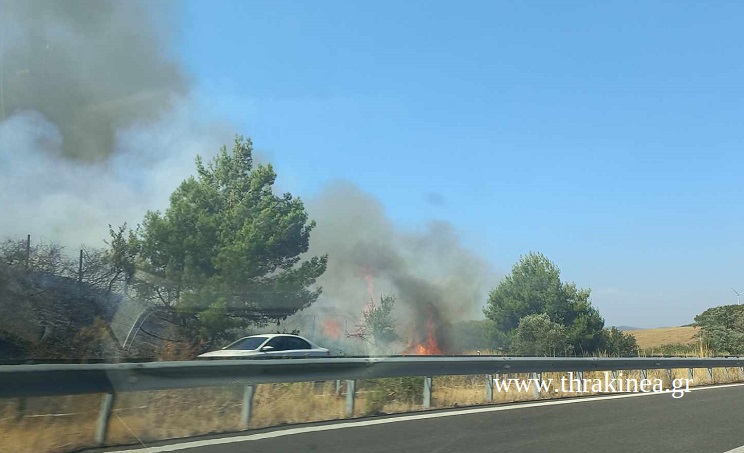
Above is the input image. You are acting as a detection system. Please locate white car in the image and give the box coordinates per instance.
[196,334,330,359]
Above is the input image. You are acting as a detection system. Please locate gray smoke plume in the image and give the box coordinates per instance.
[0,105,233,250]
[0,0,233,249]
[0,0,187,161]
[297,182,497,353]
[0,0,498,355]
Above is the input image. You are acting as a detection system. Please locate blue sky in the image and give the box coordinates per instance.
[175,1,744,327]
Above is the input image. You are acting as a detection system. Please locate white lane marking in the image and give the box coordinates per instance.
[722,445,744,453]
[105,382,744,453]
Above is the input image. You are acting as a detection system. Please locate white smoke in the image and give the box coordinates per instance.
[0,101,233,250]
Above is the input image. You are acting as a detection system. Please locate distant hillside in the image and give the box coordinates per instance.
[613,325,641,331]
[625,326,699,349]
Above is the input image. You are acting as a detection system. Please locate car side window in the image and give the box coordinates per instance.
[264,337,288,351]
[286,337,311,350]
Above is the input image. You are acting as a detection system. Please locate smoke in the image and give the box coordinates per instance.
[0,105,234,249]
[300,182,497,353]
[0,0,187,161]
[0,1,498,355]
[0,0,236,249]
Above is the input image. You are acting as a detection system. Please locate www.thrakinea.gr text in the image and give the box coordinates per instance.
[493,372,693,398]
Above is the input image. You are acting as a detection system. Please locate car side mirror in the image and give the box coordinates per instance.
[261,345,274,352]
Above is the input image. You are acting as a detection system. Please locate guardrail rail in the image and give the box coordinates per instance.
[2,356,743,445]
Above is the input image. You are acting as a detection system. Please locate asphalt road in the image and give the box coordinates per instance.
[98,384,744,453]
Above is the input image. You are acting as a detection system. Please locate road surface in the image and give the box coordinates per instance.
[94,383,744,453]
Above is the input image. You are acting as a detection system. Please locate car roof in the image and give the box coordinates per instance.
[245,333,303,339]
[222,334,326,351]
[241,333,317,343]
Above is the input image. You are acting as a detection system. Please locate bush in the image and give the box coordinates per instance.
[511,313,572,356]
[364,377,424,414]
[694,305,744,355]
[600,327,639,357]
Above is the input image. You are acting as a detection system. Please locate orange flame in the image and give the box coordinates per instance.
[321,319,341,340]
[407,318,442,355]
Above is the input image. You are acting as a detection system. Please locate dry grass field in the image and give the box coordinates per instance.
[625,326,699,349]
[1,365,741,453]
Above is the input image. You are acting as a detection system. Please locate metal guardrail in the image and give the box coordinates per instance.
[2,356,743,445]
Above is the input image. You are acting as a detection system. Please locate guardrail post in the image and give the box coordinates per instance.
[241,385,255,428]
[611,370,617,380]
[666,369,673,385]
[576,371,584,383]
[688,368,694,381]
[739,367,743,381]
[345,380,356,417]
[707,368,713,382]
[641,369,648,380]
[532,372,542,399]
[15,397,26,421]
[94,393,115,445]
[335,380,341,396]
[423,376,433,408]
[485,374,494,402]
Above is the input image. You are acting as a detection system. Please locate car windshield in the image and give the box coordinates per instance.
[223,336,268,351]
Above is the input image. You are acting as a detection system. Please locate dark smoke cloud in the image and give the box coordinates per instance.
[297,182,498,353]
[0,0,234,249]
[0,0,187,161]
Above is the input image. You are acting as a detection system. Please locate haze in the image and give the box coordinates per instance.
[2,0,743,328]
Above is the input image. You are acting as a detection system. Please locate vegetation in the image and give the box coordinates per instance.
[364,377,423,414]
[625,326,698,349]
[483,252,630,356]
[348,294,400,353]
[693,305,744,355]
[111,137,328,348]
[600,327,639,357]
[639,343,702,357]
[0,137,330,359]
[449,319,498,352]
[0,240,125,360]
[0,237,129,294]
[10,139,744,363]
[511,313,572,356]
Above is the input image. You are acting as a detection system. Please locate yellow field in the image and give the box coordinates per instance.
[626,326,699,349]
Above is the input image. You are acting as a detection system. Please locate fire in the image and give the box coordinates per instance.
[412,332,442,355]
[321,319,341,340]
[406,318,442,355]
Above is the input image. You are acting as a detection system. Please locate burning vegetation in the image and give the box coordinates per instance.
[317,269,451,356]
[321,319,342,340]
[405,317,443,355]
[301,182,494,356]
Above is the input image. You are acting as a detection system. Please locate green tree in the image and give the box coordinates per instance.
[511,313,572,356]
[365,295,400,346]
[600,327,639,357]
[349,294,400,352]
[484,252,605,355]
[694,305,744,355]
[114,137,328,345]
